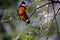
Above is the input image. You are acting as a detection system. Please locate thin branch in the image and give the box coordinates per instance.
[29,1,60,19]
[51,0,60,40]
[29,1,60,40]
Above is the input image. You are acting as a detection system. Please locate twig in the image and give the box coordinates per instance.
[51,0,60,40]
[29,1,60,19]
[29,1,60,40]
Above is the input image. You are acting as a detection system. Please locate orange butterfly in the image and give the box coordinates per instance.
[17,1,30,25]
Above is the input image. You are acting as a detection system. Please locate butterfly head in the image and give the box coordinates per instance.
[25,19,30,25]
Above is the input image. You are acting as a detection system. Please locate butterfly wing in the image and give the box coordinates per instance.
[17,1,30,24]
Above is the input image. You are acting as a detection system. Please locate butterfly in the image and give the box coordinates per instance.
[17,1,30,25]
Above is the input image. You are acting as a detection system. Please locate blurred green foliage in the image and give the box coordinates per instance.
[27,0,42,13]
[3,36,12,40]
[0,13,3,21]
[0,0,18,9]
[0,0,59,40]
[46,21,56,36]
[0,22,6,33]
[18,26,41,40]
[19,29,34,40]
